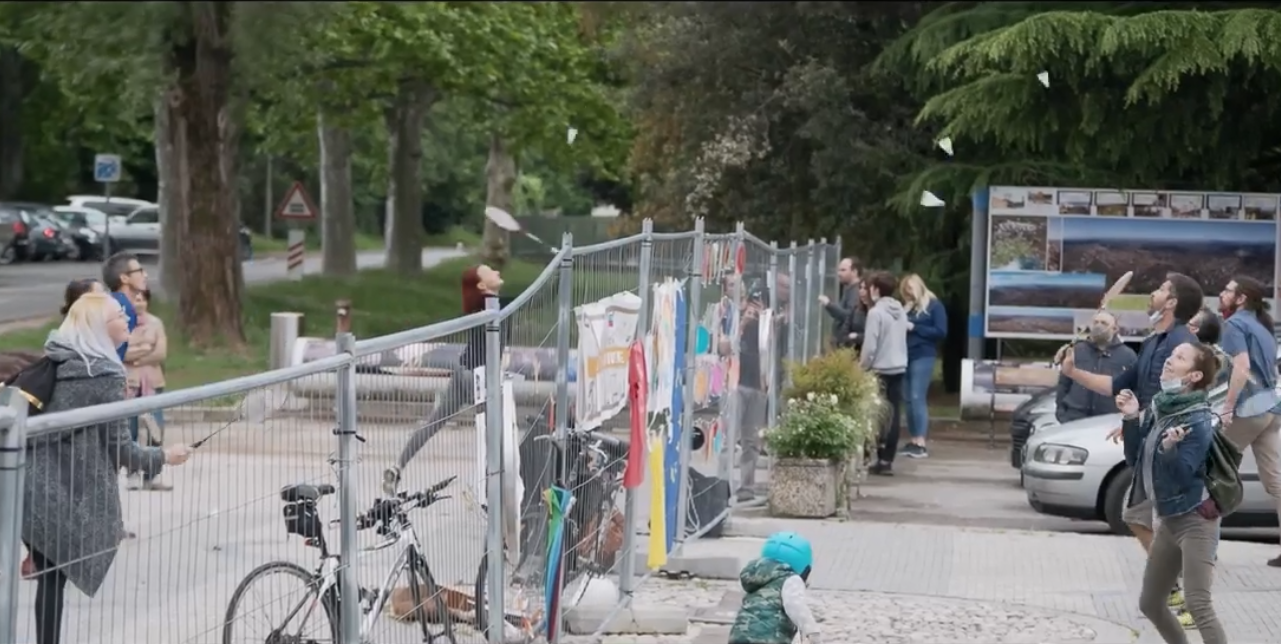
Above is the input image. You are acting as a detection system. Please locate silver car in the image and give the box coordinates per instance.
[1022,384,1277,534]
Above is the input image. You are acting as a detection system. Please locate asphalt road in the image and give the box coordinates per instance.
[0,249,464,323]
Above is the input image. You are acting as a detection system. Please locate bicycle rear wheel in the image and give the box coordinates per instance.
[222,560,338,644]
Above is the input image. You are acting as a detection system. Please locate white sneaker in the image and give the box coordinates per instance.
[126,473,143,490]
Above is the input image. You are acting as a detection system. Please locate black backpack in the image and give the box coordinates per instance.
[3,357,60,416]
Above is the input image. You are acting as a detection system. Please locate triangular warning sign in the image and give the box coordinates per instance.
[275,181,318,221]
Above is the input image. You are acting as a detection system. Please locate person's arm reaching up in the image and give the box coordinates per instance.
[781,575,820,642]
[1062,344,1135,396]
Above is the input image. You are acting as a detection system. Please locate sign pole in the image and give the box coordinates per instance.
[93,153,122,259]
[274,181,318,281]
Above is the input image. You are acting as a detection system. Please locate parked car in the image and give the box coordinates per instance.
[109,205,254,260]
[65,195,154,221]
[35,213,80,260]
[0,202,74,262]
[1009,386,1056,468]
[1022,382,1279,535]
[51,206,107,261]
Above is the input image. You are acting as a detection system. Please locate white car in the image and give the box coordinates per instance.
[65,195,154,221]
[1022,383,1277,534]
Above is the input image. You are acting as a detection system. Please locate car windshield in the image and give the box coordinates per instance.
[59,209,104,227]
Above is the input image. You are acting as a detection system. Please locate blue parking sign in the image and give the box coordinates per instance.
[94,154,122,183]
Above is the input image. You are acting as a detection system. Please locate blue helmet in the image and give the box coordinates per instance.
[761,531,812,576]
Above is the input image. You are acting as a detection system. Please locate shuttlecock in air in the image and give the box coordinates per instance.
[1036,71,1050,88]
[920,191,946,208]
[936,137,954,156]
[567,127,578,145]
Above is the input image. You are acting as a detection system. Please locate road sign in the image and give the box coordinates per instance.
[94,154,122,183]
[275,181,318,221]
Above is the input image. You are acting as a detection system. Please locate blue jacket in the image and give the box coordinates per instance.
[110,291,138,360]
[1130,401,1215,518]
[905,299,947,361]
[1114,323,1196,465]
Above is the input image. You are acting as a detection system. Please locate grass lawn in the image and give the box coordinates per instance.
[0,256,551,390]
[250,226,481,255]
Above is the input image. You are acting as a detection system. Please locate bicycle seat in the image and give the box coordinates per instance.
[281,483,335,503]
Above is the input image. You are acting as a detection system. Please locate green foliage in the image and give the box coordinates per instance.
[765,393,870,462]
[784,349,885,424]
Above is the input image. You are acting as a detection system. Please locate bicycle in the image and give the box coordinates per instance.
[221,476,461,644]
[472,414,629,635]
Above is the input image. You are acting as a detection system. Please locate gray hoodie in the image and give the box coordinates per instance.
[859,296,908,375]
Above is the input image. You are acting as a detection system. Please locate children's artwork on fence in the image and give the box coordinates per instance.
[664,287,689,554]
[647,279,682,415]
[645,278,684,567]
[575,291,642,431]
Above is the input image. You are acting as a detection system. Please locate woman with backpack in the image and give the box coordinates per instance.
[1117,341,1227,644]
[21,292,193,644]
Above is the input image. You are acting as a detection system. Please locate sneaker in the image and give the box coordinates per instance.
[142,478,173,492]
[1267,553,1281,567]
[736,488,757,503]
[903,444,929,459]
[125,472,143,491]
[1168,588,1185,609]
[1177,608,1197,629]
[869,461,894,476]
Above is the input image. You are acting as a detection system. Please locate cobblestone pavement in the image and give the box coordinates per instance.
[568,520,1281,644]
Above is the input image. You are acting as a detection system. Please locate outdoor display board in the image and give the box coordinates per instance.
[984,186,1280,340]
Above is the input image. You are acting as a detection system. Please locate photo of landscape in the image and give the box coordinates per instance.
[1170,194,1204,219]
[1095,191,1128,216]
[1058,190,1092,215]
[1245,194,1279,221]
[1045,217,1063,271]
[1059,217,1277,297]
[1207,194,1242,220]
[989,215,1048,270]
[988,270,1106,309]
[1133,192,1167,218]
[987,306,1076,337]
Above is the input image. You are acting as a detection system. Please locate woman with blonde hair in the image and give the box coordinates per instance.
[899,273,948,458]
[21,292,192,644]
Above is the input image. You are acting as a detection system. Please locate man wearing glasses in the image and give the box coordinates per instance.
[102,252,146,360]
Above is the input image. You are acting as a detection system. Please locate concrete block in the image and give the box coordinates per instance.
[691,624,731,644]
[563,604,689,635]
[633,537,762,580]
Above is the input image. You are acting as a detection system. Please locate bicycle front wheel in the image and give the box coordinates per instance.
[222,560,339,644]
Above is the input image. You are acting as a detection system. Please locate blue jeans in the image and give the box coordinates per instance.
[904,357,934,440]
[128,387,166,443]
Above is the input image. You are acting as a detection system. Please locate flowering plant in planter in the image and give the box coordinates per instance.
[764,392,870,461]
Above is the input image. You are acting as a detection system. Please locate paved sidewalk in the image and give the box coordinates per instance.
[621,519,1281,644]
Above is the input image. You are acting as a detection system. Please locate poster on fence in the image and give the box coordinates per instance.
[575,291,643,431]
[644,279,684,567]
[473,370,523,562]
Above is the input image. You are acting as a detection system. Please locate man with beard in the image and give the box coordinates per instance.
[1217,276,1281,566]
[1054,311,1137,424]
[818,257,865,349]
[1059,273,1201,626]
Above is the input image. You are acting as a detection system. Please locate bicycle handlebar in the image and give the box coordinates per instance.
[355,475,457,530]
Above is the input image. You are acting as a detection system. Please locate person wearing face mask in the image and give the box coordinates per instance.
[1054,312,1136,424]
[1059,273,1200,623]
[1117,341,1225,644]
[1215,276,1281,567]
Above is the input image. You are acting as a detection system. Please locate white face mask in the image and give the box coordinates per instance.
[1149,309,1164,324]
[1160,378,1184,393]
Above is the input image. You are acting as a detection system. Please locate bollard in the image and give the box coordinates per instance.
[269,312,303,370]
[335,299,352,335]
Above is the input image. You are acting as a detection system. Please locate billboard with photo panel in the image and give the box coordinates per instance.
[984,186,1280,340]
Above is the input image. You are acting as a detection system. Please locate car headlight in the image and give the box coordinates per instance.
[1032,443,1088,465]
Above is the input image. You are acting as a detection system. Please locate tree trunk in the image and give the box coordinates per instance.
[383,79,433,275]
[481,133,516,268]
[318,111,357,277]
[170,1,245,346]
[154,87,186,299]
[0,47,25,200]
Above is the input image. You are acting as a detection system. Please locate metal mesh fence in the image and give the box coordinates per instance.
[0,220,841,644]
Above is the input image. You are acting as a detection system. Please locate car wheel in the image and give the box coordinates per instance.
[1102,466,1135,536]
[0,245,14,265]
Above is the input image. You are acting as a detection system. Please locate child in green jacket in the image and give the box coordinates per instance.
[728,531,821,644]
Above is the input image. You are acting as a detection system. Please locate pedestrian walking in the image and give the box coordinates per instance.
[22,292,192,644]
[1118,341,1226,644]
[899,273,948,458]
[734,283,771,502]
[383,264,504,494]
[859,271,908,476]
[1216,276,1281,566]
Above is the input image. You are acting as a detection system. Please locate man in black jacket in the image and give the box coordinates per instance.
[818,256,864,349]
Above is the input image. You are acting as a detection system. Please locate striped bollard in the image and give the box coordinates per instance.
[287,229,306,281]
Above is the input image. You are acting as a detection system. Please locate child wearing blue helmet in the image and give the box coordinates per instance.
[728,531,821,644]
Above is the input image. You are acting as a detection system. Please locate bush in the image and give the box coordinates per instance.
[784,349,884,426]
[764,392,869,461]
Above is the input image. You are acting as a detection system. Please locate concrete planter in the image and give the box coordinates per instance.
[768,458,841,518]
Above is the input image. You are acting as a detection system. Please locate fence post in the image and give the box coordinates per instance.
[0,388,29,644]
[802,239,815,364]
[815,237,828,358]
[766,241,780,430]
[483,295,507,644]
[786,241,798,386]
[551,233,574,643]
[676,218,705,545]
[723,222,746,496]
[333,332,361,644]
[619,220,652,601]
